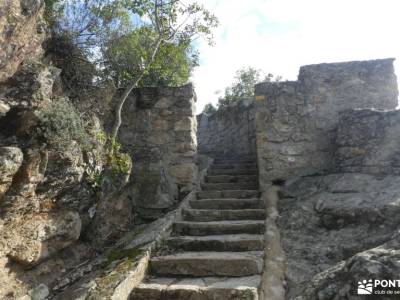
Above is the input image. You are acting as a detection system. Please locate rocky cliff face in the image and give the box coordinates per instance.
[0,0,45,83]
[0,1,125,298]
[279,173,400,299]
[0,2,96,298]
[0,2,199,298]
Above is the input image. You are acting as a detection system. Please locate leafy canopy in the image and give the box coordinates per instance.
[44,0,218,140]
[202,103,217,116]
[218,67,280,107]
[45,0,217,89]
[104,26,199,87]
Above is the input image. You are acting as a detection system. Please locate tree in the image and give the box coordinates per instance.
[103,26,199,88]
[218,67,261,107]
[44,0,218,142]
[218,67,279,107]
[202,103,216,116]
[109,0,218,141]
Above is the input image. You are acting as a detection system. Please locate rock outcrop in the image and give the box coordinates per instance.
[279,173,400,298]
[0,0,45,83]
[1,210,81,265]
[0,2,200,297]
[0,1,119,298]
[0,146,23,199]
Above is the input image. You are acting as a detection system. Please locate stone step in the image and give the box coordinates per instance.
[166,234,264,252]
[208,168,257,175]
[173,220,265,236]
[213,156,255,162]
[210,163,257,169]
[149,251,264,277]
[197,190,259,199]
[131,275,261,300]
[201,182,258,191]
[183,209,266,222]
[213,159,256,164]
[189,198,264,210]
[206,174,257,183]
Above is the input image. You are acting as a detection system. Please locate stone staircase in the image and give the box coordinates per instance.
[131,156,265,300]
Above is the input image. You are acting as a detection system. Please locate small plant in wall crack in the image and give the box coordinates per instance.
[106,137,131,176]
[84,129,132,200]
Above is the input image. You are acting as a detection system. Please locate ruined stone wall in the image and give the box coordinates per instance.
[119,84,198,220]
[335,108,400,175]
[197,99,256,157]
[255,58,399,184]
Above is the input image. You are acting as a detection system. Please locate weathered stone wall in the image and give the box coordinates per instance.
[119,84,198,220]
[335,108,400,175]
[197,99,256,157]
[255,58,399,184]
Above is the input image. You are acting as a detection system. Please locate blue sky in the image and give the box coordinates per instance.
[192,0,400,113]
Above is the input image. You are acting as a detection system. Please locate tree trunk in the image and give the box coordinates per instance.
[110,38,162,141]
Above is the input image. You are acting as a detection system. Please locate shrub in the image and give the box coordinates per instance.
[37,99,131,198]
[36,98,90,152]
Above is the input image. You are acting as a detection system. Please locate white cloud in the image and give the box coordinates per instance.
[192,0,400,113]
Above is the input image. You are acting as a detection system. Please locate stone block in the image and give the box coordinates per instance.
[170,163,197,185]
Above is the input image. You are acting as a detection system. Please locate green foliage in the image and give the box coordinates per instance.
[36,98,90,152]
[85,130,131,193]
[107,138,131,175]
[36,100,130,196]
[104,247,143,267]
[45,34,98,101]
[104,26,198,87]
[44,0,216,89]
[86,167,103,191]
[218,67,262,107]
[44,0,63,25]
[202,103,217,116]
[44,0,218,140]
[218,67,280,107]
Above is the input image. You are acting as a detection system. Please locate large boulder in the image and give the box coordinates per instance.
[0,210,81,265]
[279,173,400,299]
[301,235,400,299]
